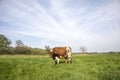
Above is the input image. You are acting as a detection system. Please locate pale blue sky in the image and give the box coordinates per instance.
[0,0,120,52]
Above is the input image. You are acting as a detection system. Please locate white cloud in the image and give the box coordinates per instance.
[0,0,120,52]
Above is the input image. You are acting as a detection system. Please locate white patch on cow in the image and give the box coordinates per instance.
[66,46,70,52]
[60,56,62,58]
[50,49,53,52]
[66,46,71,58]
[55,57,60,64]
[67,52,71,58]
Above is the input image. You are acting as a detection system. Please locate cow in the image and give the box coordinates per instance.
[46,46,72,64]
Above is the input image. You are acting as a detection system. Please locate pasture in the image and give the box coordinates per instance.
[0,54,120,80]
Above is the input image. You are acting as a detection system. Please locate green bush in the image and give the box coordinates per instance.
[0,46,46,55]
[0,47,14,54]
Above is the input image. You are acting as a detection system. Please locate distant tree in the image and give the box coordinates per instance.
[15,40,27,54]
[0,34,12,54]
[0,34,11,48]
[45,45,50,51]
[80,46,87,54]
[15,40,24,47]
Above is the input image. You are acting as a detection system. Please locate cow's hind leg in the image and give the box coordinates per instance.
[64,56,68,63]
[65,56,72,63]
[67,57,72,63]
[69,57,72,63]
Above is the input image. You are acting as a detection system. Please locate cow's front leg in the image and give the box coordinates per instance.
[55,56,60,64]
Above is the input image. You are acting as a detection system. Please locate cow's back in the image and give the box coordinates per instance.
[53,47,67,57]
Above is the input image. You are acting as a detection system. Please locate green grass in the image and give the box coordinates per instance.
[0,54,120,80]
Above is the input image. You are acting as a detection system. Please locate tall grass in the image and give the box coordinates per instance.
[0,54,120,80]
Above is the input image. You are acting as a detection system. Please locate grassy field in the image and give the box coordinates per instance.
[0,54,120,80]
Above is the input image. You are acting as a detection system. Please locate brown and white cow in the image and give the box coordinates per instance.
[46,46,72,64]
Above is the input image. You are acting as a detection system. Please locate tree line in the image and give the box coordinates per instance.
[0,34,46,55]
